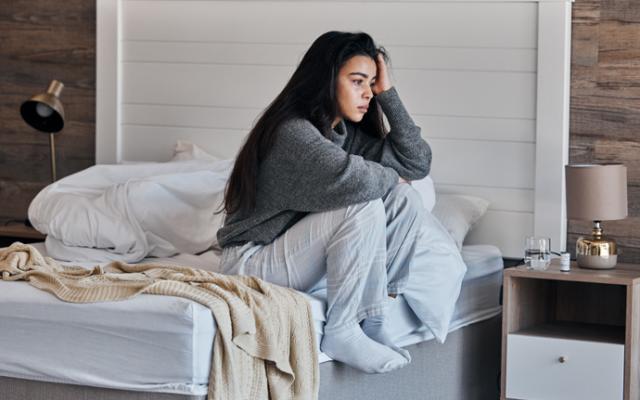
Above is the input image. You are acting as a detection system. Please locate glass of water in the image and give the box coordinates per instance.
[524,236,551,270]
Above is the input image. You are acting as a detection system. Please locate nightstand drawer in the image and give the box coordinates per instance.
[506,333,624,400]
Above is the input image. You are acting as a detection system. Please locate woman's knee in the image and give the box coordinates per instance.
[385,183,424,220]
[344,199,386,229]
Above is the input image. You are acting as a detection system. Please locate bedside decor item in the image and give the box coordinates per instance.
[559,252,571,272]
[20,80,65,182]
[523,236,551,270]
[566,164,628,269]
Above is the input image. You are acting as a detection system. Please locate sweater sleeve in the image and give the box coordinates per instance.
[262,118,399,212]
[349,87,432,180]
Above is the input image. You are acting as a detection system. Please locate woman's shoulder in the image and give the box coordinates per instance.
[275,117,326,144]
[264,118,331,165]
[277,117,319,134]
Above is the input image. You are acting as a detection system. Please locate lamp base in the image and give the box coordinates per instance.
[576,231,618,270]
[576,254,618,270]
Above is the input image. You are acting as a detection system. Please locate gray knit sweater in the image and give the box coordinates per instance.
[217,87,431,248]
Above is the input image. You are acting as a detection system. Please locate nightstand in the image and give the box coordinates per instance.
[501,262,640,400]
[0,223,46,247]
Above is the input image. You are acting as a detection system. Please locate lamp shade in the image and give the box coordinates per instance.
[566,164,627,221]
[20,80,65,133]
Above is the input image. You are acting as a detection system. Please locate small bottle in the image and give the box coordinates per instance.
[560,253,571,272]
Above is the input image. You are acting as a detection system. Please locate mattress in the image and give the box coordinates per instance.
[0,244,502,396]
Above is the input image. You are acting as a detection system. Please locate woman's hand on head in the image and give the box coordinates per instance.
[371,53,392,96]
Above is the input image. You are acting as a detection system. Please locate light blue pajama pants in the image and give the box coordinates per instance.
[220,183,466,340]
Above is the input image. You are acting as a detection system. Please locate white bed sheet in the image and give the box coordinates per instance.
[0,244,502,395]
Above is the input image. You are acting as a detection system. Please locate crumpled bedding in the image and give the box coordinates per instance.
[28,159,232,263]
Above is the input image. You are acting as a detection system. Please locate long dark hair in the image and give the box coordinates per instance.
[223,31,389,215]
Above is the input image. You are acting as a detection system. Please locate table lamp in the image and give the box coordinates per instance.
[20,80,65,182]
[566,164,628,269]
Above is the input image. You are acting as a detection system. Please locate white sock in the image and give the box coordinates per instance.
[321,324,410,373]
[362,315,411,361]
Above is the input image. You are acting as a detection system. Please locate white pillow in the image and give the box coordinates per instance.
[172,140,221,162]
[171,140,229,249]
[431,194,490,250]
[410,175,435,212]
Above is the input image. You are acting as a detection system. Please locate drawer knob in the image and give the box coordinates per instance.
[558,356,567,364]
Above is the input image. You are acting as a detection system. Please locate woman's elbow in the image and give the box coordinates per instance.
[406,146,432,180]
[405,164,430,180]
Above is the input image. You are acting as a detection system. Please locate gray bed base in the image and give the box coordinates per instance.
[0,315,501,400]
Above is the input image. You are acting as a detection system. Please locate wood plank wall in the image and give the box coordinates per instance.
[570,0,640,263]
[0,0,95,223]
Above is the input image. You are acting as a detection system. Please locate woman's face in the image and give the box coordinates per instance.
[334,55,377,127]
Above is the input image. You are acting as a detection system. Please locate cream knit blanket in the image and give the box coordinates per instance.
[0,243,319,400]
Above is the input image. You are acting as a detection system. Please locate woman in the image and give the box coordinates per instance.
[218,31,466,373]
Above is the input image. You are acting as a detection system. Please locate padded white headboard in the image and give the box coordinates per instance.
[96,0,572,258]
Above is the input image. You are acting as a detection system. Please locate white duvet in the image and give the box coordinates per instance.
[27,139,437,264]
[28,159,232,262]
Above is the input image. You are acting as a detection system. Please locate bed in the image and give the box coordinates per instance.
[0,0,572,398]
[0,243,503,399]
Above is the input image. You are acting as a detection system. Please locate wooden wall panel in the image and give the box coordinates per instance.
[2,0,639,262]
[0,0,95,223]
[569,0,640,263]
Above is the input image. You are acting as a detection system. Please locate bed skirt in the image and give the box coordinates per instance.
[0,314,501,400]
